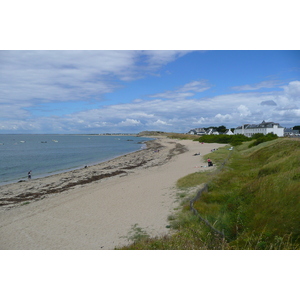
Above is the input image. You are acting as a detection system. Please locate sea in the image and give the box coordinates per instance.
[0,134,153,186]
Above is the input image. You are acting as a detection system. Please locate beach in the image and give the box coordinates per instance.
[0,137,224,250]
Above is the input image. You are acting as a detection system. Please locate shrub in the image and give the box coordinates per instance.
[197,134,250,146]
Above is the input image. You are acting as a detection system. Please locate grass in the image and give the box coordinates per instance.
[176,172,211,189]
[121,223,150,243]
[194,138,300,247]
[119,212,228,250]
[118,138,300,250]
[138,131,196,140]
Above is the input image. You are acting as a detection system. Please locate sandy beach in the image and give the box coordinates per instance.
[0,138,224,250]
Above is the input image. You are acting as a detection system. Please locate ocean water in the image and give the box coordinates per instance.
[0,134,152,185]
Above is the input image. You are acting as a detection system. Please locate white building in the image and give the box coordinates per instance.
[235,121,284,137]
[188,128,207,135]
[224,129,234,135]
[206,128,219,135]
[284,128,300,136]
[188,127,234,135]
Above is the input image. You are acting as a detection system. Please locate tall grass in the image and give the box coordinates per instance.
[194,138,300,248]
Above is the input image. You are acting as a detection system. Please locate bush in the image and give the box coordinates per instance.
[197,133,278,147]
[197,134,250,146]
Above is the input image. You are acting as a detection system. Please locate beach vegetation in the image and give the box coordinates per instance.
[122,223,150,243]
[195,133,280,147]
[138,131,196,140]
[176,172,211,189]
[167,133,197,140]
[248,132,278,148]
[196,134,250,145]
[118,138,300,250]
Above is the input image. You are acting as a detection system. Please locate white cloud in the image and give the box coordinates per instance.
[49,88,286,132]
[0,50,190,114]
[192,117,209,125]
[0,104,31,119]
[142,50,191,70]
[150,91,194,99]
[237,105,252,117]
[153,119,171,126]
[180,80,212,92]
[232,80,281,91]
[213,113,233,122]
[119,119,141,126]
[282,80,300,101]
[150,80,211,99]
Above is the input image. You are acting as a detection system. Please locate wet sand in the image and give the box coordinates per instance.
[0,138,224,249]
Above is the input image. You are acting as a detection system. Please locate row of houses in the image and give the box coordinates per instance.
[188,121,299,137]
[188,127,234,136]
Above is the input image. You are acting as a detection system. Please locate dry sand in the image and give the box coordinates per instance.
[0,138,225,250]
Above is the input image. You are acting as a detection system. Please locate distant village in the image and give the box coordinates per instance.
[97,121,299,137]
[187,121,300,137]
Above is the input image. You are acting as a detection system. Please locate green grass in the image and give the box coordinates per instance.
[176,172,211,189]
[194,138,300,247]
[121,223,150,243]
[119,211,228,250]
[118,138,300,250]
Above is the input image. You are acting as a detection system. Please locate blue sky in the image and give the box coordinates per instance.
[1,50,299,133]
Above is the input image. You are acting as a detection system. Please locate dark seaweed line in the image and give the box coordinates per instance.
[0,170,126,206]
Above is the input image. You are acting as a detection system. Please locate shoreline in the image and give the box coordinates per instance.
[0,139,162,209]
[0,138,226,250]
[0,142,149,187]
[0,135,151,186]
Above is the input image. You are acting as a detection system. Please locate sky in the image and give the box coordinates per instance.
[1,50,299,134]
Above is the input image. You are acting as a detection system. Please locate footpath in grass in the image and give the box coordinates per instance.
[119,138,300,250]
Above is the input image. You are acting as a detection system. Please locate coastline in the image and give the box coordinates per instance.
[0,138,163,208]
[0,134,151,186]
[0,137,225,250]
[0,141,149,187]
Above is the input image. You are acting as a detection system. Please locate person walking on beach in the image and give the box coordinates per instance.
[28,170,32,180]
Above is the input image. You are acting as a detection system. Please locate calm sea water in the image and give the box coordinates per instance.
[0,134,152,185]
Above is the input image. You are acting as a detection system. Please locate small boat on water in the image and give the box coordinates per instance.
[52,140,58,142]
[20,141,26,143]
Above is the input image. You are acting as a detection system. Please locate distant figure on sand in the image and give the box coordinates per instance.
[28,170,32,180]
[207,158,213,167]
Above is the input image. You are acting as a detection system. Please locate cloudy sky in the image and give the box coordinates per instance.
[1,50,299,133]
